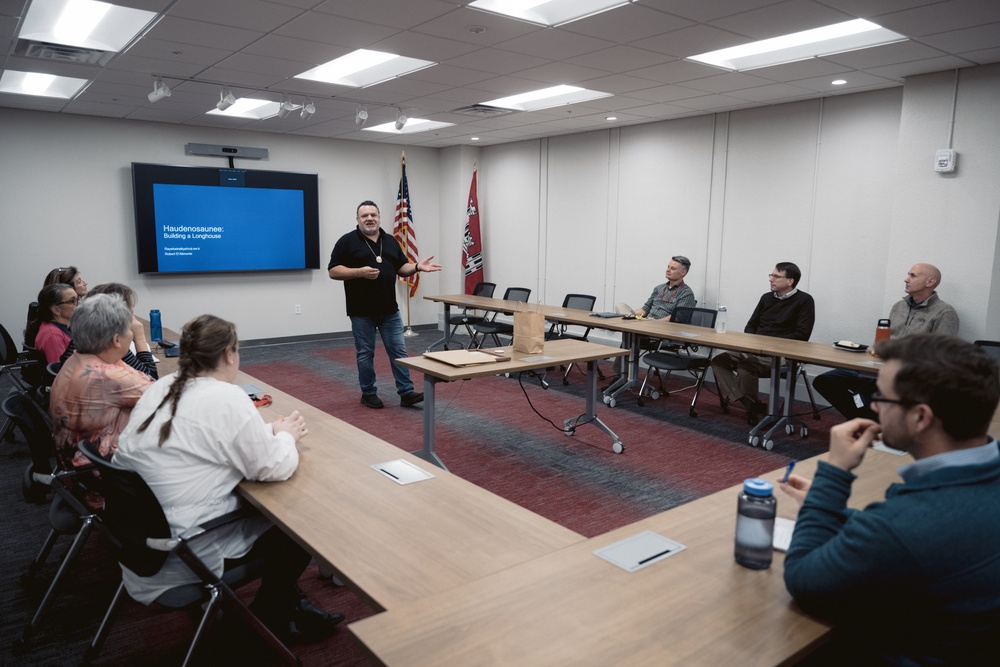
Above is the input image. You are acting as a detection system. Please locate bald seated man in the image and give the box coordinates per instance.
[814,263,959,420]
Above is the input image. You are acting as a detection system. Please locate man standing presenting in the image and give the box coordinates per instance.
[780,334,1000,664]
[814,263,959,419]
[634,255,696,321]
[329,200,441,409]
[710,262,815,424]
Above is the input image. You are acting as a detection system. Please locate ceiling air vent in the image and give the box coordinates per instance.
[451,104,514,118]
[16,40,115,66]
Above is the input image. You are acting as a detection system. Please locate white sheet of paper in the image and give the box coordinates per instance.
[773,517,795,552]
[594,531,686,572]
[372,459,435,485]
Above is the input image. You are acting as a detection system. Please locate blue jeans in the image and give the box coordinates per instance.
[350,311,414,396]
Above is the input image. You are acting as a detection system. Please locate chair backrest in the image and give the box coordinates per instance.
[672,307,716,328]
[503,287,531,303]
[562,294,597,311]
[1,392,56,476]
[974,340,1000,363]
[78,439,173,577]
[1,322,21,367]
[472,282,496,298]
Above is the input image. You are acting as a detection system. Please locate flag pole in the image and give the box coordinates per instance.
[398,152,418,337]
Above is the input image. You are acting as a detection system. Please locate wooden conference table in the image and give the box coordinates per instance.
[351,448,910,666]
[148,320,583,612]
[396,339,630,469]
[423,294,888,449]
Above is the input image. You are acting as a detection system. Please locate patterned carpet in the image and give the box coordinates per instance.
[0,332,839,666]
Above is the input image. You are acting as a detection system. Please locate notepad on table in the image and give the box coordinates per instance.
[422,349,509,366]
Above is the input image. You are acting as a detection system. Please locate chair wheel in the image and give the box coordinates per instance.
[612,441,624,453]
[764,439,775,451]
[650,390,660,400]
[749,435,759,447]
[607,398,617,408]
[801,427,809,438]
[689,409,697,418]
[785,424,794,435]
[637,398,644,406]
[562,379,569,386]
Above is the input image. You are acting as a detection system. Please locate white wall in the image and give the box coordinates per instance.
[0,113,444,340]
[3,63,999,345]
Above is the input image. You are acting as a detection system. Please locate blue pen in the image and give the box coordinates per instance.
[781,460,797,484]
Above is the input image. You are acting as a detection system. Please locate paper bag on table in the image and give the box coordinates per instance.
[513,306,545,354]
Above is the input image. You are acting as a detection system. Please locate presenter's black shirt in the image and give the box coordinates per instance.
[329,227,407,318]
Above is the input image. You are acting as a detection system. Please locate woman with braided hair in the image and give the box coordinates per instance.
[115,314,343,643]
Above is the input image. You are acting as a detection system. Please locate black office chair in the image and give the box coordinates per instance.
[448,281,496,348]
[76,439,298,666]
[473,287,531,348]
[3,393,102,654]
[1,321,46,442]
[637,307,717,417]
[546,294,603,384]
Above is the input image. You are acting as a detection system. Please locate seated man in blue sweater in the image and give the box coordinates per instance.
[710,262,815,424]
[780,334,1000,665]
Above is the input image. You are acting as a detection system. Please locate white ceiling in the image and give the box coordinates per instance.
[2,0,999,148]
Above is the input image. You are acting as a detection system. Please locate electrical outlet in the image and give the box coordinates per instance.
[294,304,302,315]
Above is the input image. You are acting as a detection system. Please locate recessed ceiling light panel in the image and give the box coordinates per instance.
[469,0,635,27]
[687,19,907,72]
[19,0,159,52]
[0,69,88,98]
[295,49,436,88]
[207,98,280,119]
[483,85,612,111]
[363,118,455,134]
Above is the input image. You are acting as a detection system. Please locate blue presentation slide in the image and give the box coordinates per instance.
[153,184,306,272]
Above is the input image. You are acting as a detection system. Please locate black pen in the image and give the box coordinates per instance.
[380,468,399,480]
[638,548,672,565]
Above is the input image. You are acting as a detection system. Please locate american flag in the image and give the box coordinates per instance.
[392,154,419,297]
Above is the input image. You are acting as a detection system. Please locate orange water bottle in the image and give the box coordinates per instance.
[874,318,891,346]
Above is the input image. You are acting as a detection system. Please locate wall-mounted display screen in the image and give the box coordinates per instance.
[132,163,320,274]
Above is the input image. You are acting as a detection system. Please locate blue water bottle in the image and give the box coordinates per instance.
[150,309,162,343]
[734,478,776,569]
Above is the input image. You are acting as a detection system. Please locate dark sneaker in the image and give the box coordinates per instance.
[360,393,384,409]
[400,391,424,407]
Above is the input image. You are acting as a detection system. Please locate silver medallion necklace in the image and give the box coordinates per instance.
[365,235,383,263]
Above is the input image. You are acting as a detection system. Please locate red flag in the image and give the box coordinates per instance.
[462,166,484,294]
[392,153,419,298]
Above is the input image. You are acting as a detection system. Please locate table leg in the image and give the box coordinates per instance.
[566,360,624,453]
[425,304,452,352]
[602,332,641,408]
[749,357,811,450]
[410,376,447,470]
[748,356,781,448]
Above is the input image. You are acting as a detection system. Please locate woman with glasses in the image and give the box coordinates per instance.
[25,283,78,364]
[49,294,153,469]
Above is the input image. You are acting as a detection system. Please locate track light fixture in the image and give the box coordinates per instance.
[355,105,368,126]
[216,87,236,111]
[277,94,295,118]
[300,98,315,120]
[147,77,171,103]
[394,109,407,131]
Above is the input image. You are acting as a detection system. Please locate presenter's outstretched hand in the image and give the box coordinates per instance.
[417,256,442,273]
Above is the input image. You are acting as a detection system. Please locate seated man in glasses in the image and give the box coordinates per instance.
[709,262,815,424]
[634,255,695,321]
[779,333,1000,665]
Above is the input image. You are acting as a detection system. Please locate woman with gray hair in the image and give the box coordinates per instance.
[50,293,153,469]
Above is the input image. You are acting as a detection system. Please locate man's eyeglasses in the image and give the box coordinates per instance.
[767,273,788,280]
[870,391,920,408]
